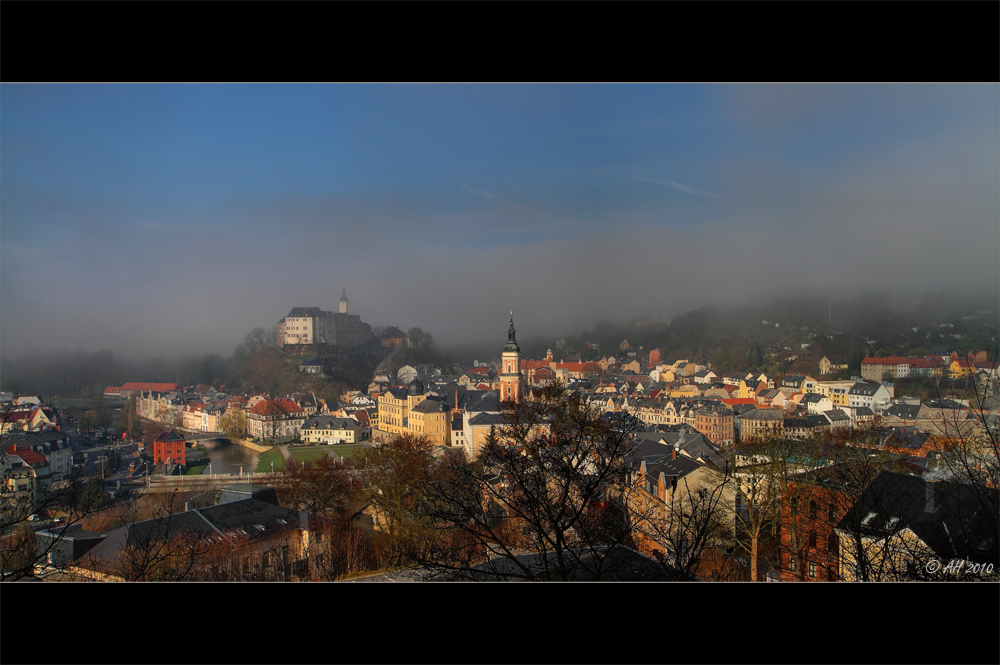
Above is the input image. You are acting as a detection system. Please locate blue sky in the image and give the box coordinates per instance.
[2,84,997,359]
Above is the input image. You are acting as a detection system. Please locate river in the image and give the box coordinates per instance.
[197,438,261,476]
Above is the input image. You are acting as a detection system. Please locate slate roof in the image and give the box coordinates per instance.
[411,398,449,414]
[287,307,324,317]
[849,382,884,396]
[824,409,850,423]
[86,496,310,563]
[468,412,505,426]
[883,403,922,420]
[742,408,785,421]
[837,471,999,565]
[458,391,501,413]
[666,431,721,463]
[806,414,830,428]
[218,484,279,505]
[302,415,358,430]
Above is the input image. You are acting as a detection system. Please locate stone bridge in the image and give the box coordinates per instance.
[115,472,284,494]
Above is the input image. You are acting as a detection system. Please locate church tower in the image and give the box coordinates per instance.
[499,311,523,403]
[339,288,348,314]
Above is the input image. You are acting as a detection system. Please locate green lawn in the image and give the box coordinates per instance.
[185,459,210,475]
[289,447,331,465]
[53,397,98,408]
[255,444,370,472]
[321,443,368,460]
[256,448,286,473]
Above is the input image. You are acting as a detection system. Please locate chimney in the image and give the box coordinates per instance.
[672,442,679,460]
[924,480,939,513]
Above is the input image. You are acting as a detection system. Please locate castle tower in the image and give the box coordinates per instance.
[499,311,523,403]
[339,288,348,314]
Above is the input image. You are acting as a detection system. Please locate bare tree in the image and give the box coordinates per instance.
[931,361,1000,553]
[631,467,735,580]
[243,327,276,356]
[74,493,208,581]
[728,436,796,581]
[416,384,648,581]
[356,433,439,568]
[276,454,361,518]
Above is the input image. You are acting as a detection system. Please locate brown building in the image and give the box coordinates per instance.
[694,408,735,446]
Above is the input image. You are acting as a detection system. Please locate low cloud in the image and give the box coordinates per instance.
[634,176,735,200]
[461,184,497,201]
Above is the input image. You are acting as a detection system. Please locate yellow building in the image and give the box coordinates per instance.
[815,380,856,408]
[300,416,359,444]
[375,379,453,447]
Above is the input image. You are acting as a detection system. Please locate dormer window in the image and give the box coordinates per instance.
[862,511,878,527]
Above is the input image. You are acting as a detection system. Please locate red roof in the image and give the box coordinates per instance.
[862,357,908,365]
[722,398,757,406]
[3,410,32,422]
[2,443,48,465]
[249,399,304,417]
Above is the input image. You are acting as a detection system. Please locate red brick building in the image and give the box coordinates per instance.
[152,430,187,466]
[780,465,854,581]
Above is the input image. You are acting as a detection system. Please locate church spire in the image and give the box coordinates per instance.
[504,311,520,352]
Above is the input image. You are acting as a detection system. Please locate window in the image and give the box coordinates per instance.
[809,531,817,548]
[828,503,835,521]
[828,533,839,554]
[808,562,817,578]
[790,497,798,513]
[789,557,797,572]
[809,500,818,519]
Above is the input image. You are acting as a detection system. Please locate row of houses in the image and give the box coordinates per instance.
[861,351,997,382]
